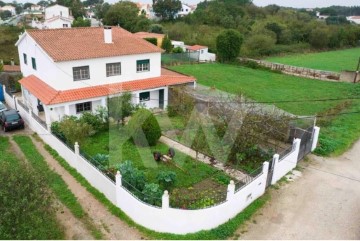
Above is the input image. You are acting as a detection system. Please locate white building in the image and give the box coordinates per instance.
[31,4,43,11]
[0,5,16,16]
[177,3,192,17]
[347,16,360,24]
[16,27,195,126]
[32,4,74,29]
[186,45,216,62]
[316,11,329,20]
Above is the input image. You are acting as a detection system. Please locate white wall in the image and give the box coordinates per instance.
[133,87,168,109]
[44,17,72,29]
[45,5,70,19]
[271,138,301,185]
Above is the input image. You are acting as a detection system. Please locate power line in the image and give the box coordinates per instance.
[298,164,360,183]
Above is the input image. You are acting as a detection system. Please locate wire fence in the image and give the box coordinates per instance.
[235,165,263,193]
[278,144,294,161]
[161,52,199,66]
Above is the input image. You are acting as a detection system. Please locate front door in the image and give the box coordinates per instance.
[159,89,164,109]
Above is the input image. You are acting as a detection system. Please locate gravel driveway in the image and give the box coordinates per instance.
[236,139,360,240]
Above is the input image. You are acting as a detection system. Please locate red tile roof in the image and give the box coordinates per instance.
[19,69,195,105]
[3,65,21,72]
[25,27,163,62]
[186,45,208,51]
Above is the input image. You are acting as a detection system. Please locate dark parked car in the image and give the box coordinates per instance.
[1,109,25,132]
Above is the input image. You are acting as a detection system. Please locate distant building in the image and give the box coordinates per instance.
[31,4,43,11]
[186,45,216,62]
[347,16,360,25]
[0,5,16,16]
[177,4,193,17]
[32,4,74,29]
[316,11,329,20]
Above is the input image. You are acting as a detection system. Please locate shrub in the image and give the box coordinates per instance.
[144,37,158,46]
[92,154,109,171]
[58,116,94,145]
[142,183,163,206]
[161,35,173,53]
[50,121,66,141]
[79,112,104,132]
[172,46,184,53]
[148,24,163,33]
[216,29,244,62]
[127,108,161,147]
[117,160,146,192]
[157,171,177,190]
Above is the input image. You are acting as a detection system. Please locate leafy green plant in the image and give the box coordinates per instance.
[117,160,146,192]
[157,171,177,190]
[127,108,161,147]
[80,111,105,132]
[59,116,94,145]
[92,153,109,171]
[141,183,163,206]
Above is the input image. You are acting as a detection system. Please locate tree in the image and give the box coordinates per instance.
[0,1,5,7]
[23,2,33,9]
[94,2,110,19]
[152,0,181,21]
[72,16,91,27]
[0,10,12,20]
[127,108,161,147]
[107,92,136,126]
[216,29,243,62]
[148,24,163,33]
[15,4,23,14]
[103,1,141,32]
[37,0,49,7]
[161,34,172,53]
[309,27,330,49]
[242,34,276,57]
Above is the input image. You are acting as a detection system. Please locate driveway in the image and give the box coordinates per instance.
[237,139,360,240]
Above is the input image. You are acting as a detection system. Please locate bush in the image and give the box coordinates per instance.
[144,37,158,46]
[172,46,184,53]
[142,183,163,206]
[127,108,161,146]
[216,29,244,62]
[157,171,176,190]
[58,116,94,145]
[149,24,163,33]
[50,121,66,141]
[79,112,105,132]
[117,160,146,192]
[92,154,109,171]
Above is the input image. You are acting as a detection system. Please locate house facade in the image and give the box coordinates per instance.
[32,4,74,29]
[177,4,193,17]
[16,27,195,127]
[347,16,360,24]
[0,5,16,15]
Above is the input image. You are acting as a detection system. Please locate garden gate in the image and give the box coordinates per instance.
[290,126,314,162]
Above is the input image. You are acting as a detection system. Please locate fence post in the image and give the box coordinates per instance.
[311,126,320,152]
[270,154,279,185]
[162,190,169,209]
[12,95,17,110]
[74,142,79,156]
[226,180,235,201]
[115,171,122,187]
[293,138,301,154]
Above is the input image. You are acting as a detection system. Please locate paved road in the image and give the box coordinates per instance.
[237,139,360,240]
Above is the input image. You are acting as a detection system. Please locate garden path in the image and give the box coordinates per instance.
[27,135,146,240]
[160,135,249,181]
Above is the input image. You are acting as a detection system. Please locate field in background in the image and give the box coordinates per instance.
[170,63,360,156]
[0,26,21,64]
[265,48,360,73]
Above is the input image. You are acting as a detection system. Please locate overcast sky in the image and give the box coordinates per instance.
[4,0,360,7]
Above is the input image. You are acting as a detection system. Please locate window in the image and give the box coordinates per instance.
[63,24,68,27]
[139,92,150,102]
[106,62,121,77]
[23,53,27,65]
[73,66,90,81]
[201,50,204,54]
[31,57,36,70]
[136,59,150,72]
[76,102,92,113]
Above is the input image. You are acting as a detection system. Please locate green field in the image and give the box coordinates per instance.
[265,48,360,73]
[0,26,22,64]
[170,63,360,156]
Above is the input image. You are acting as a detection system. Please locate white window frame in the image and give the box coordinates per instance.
[73,66,90,81]
[106,62,121,77]
[136,59,150,72]
[75,101,92,113]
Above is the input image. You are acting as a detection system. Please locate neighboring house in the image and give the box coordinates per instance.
[16,27,195,126]
[171,40,186,51]
[347,16,360,24]
[186,45,216,62]
[136,2,157,20]
[32,4,74,29]
[177,3,192,17]
[134,32,165,47]
[31,4,43,11]
[316,11,329,20]
[0,5,16,16]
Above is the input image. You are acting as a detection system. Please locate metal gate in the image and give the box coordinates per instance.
[266,158,275,187]
[290,127,314,162]
[0,84,4,101]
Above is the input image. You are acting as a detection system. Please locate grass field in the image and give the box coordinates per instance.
[0,26,21,64]
[170,63,360,156]
[266,48,360,73]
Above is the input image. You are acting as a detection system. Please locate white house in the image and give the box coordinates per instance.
[186,45,216,62]
[0,5,16,16]
[316,11,329,20]
[347,16,360,24]
[177,4,192,17]
[31,4,43,11]
[32,4,74,29]
[16,26,195,127]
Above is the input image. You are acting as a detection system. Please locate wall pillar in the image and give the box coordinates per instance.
[162,190,169,209]
[311,126,320,152]
[226,180,235,201]
[270,154,279,185]
[44,105,51,132]
[293,138,301,154]
[115,171,122,187]
[74,142,79,156]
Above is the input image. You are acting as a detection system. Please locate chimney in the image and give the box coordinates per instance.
[104,26,112,44]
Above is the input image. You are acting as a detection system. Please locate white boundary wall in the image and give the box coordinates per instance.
[8,84,321,235]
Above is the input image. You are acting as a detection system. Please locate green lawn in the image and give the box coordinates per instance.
[170,63,360,156]
[266,48,360,73]
[81,126,229,189]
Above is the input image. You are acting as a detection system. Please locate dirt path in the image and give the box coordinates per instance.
[235,139,360,240]
[28,135,146,240]
[8,136,94,240]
